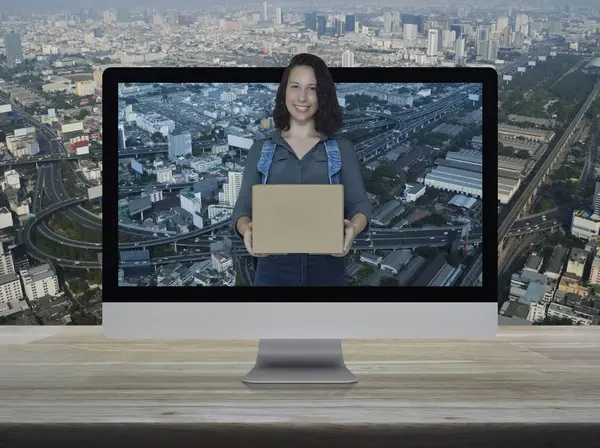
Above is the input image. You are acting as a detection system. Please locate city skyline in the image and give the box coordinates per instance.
[0,3,598,323]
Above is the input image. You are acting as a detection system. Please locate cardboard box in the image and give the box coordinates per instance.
[252,184,345,254]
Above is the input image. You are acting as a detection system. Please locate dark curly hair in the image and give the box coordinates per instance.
[272,53,344,137]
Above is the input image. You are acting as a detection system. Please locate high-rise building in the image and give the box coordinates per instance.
[403,24,418,43]
[305,12,317,31]
[345,15,356,33]
[384,12,392,32]
[455,37,466,65]
[335,18,345,35]
[317,15,327,36]
[427,29,439,57]
[20,264,60,301]
[275,7,282,25]
[219,171,243,206]
[4,31,23,69]
[593,182,600,215]
[0,243,15,276]
[118,123,126,150]
[167,130,192,160]
[0,273,24,314]
[262,2,268,21]
[442,29,456,49]
[497,16,510,31]
[342,50,354,67]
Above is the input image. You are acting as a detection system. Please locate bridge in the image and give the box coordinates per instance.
[119,227,483,268]
[119,224,481,252]
[22,197,102,269]
[0,152,90,168]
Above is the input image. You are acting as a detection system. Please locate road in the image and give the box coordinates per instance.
[155,226,482,251]
[498,82,600,243]
[21,198,101,269]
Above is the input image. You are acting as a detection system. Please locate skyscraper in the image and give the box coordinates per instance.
[427,29,439,57]
[342,50,354,67]
[275,7,282,25]
[305,12,317,31]
[593,182,600,215]
[317,16,327,36]
[4,31,23,69]
[345,15,356,33]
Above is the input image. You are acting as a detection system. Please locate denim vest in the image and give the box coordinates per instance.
[256,139,342,185]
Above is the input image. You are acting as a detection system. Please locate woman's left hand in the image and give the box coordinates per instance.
[331,219,356,257]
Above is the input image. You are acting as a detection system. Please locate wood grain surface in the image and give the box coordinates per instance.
[1,326,599,424]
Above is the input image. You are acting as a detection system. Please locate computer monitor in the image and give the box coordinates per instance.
[102,67,498,384]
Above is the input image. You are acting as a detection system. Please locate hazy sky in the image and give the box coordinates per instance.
[1,0,597,13]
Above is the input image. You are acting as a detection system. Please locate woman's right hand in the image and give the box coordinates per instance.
[243,222,266,257]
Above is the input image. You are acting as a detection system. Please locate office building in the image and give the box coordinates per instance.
[427,29,439,57]
[566,248,587,279]
[4,31,23,69]
[136,112,176,136]
[305,12,317,30]
[589,257,600,285]
[317,15,327,36]
[384,12,393,32]
[19,264,60,300]
[345,15,356,32]
[342,51,354,67]
[594,182,600,215]
[118,123,126,150]
[219,171,243,206]
[571,210,600,240]
[0,242,15,276]
[403,24,418,43]
[275,7,282,25]
[167,130,192,160]
[0,208,12,230]
[0,273,24,315]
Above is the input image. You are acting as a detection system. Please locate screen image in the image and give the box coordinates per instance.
[117,81,484,287]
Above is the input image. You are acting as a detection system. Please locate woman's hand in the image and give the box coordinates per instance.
[331,219,356,257]
[243,222,267,257]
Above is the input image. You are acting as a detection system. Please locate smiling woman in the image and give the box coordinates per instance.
[231,54,372,286]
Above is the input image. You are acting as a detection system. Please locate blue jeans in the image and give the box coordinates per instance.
[254,254,347,286]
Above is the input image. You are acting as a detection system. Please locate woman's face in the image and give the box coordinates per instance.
[285,65,319,124]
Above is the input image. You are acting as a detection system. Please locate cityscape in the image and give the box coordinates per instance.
[118,81,483,288]
[0,2,600,325]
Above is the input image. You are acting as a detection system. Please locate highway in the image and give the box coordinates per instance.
[118,219,233,249]
[119,182,196,195]
[0,152,88,167]
[461,78,599,286]
[120,225,482,251]
[3,99,105,258]
[21,197,101,269]
[498,81,600,244]
[44,163,102,230]
[120,230,483,268]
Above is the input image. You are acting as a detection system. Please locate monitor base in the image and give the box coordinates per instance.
[242,339,358,384]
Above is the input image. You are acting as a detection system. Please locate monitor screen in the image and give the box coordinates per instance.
[114,76,492,289]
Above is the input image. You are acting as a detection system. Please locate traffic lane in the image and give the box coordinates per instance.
[36,223,102,250]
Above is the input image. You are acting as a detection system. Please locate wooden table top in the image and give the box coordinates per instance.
[1,326,599,424]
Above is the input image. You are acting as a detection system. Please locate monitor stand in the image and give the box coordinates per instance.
[242,339,358,384]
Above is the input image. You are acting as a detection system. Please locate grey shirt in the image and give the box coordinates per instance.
[231,129,372,238]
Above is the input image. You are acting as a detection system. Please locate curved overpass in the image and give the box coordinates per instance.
[23,197,102,269]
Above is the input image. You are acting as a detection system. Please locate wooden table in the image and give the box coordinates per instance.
[1,326,599,447]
